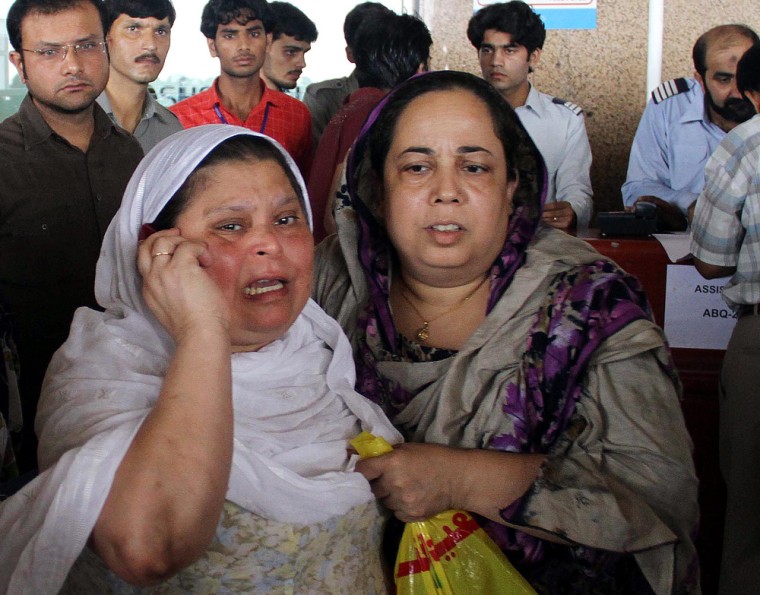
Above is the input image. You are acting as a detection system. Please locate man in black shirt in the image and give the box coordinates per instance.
[1,0,143,474]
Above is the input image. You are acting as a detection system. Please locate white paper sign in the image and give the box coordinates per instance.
[663,265,736,350]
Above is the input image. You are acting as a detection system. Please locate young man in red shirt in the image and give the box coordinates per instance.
[171,0,312,174]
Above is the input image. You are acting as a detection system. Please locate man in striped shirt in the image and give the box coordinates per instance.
[691,43,760,594]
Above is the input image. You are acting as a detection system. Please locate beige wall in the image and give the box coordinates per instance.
[414,0,760,216]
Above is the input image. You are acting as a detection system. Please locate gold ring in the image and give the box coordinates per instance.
[153,251,172,257]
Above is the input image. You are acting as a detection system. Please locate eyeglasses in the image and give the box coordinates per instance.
[21,40,106,62]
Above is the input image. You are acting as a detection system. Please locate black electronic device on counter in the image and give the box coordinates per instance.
[597,201,658,236]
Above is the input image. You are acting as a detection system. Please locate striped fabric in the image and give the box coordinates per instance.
[691,115,760,308]
[551,96,583,116]
[651,77,689,104]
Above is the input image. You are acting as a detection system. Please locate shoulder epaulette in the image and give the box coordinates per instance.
[551,97,583,116]
[651,78,690,104]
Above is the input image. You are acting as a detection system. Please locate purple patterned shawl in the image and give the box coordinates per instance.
[342,74,674,565]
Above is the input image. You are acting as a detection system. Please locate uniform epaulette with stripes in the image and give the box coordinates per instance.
[651,78,690,104]
[551,97,583,116]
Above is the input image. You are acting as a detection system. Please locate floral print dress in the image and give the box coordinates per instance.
[62,500,390,594]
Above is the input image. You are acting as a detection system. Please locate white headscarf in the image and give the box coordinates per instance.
[0,125,401,593]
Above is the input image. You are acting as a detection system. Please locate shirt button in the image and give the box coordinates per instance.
[41,223,48,231]
[96,194,102,202]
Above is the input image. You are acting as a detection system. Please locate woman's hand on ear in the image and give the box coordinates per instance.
[137,228,229,343]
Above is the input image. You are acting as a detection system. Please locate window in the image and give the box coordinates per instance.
[0,0,405,118]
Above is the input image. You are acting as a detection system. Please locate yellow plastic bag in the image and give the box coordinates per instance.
[394,509,536,594]
[350,432,536,595]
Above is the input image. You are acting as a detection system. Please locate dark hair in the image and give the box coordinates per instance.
[200,0,273,40]
[7,0,109,51]
[268,1,317,43]
[103,0,176,31]
[353,13,432,89]
[737,44,760,96]
[364,70,544,219]
[152,135,306,230]
[466,1,546,54]
[692,24,759,78]
[343,1,393,50]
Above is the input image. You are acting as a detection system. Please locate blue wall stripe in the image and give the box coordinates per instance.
[534,8,597,30]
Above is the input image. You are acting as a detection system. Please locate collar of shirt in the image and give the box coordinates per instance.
[345,70,360,93]
[18,93,125,152]
[97,90,174,127]
[518,84,548,119]
[142,92,175,124]
[677,78,714,127]
[203,77,281,117]
[143,92,157,119]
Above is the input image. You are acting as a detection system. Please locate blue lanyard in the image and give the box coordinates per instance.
[213,102,271,134]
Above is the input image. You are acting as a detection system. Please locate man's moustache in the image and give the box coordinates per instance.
[135,53,160,63]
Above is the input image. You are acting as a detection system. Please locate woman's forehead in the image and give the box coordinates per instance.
[195,158,288,191]
[181,157,307,217]
[389,90,504,155]
[395,90,495,134]
[402,87,487,114]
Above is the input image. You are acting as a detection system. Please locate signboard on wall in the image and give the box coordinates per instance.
[663,265,736,350]
[473,0,597,30]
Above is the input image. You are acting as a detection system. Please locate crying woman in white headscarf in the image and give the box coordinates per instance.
[0,125,401,594]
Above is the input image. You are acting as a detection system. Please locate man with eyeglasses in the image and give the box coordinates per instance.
[97,0,182,152]
[0,0,143,476]
[467,1,593,232]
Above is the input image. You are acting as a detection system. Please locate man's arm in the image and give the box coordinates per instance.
[693,258,735,279]
[551,110,593,229]
[690,144,745,280]
[622,100,700,213]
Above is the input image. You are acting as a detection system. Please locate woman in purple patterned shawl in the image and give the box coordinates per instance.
[313,71,699,594]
